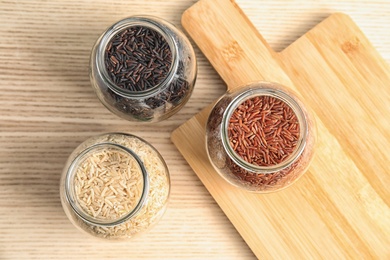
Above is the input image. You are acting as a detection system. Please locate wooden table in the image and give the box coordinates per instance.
[0,0,389,259]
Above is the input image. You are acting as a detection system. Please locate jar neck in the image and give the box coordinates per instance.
[95,16,179,99]
[221,86,308,174]
[65,142,149,227]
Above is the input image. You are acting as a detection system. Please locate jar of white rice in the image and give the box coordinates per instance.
[60,133,170,240]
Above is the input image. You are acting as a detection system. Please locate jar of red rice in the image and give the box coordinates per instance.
[206,82,316,193]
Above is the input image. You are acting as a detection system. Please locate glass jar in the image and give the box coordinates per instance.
[90,16,197,123]
[206,82,316,193]
[60,133,170,240]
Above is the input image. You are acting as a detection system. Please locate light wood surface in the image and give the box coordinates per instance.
[172,0,390,259]
[0,0,389,259]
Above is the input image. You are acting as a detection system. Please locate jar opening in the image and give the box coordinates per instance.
[96,16,179,99]
[65,143,149,227]
[222,86,307,174]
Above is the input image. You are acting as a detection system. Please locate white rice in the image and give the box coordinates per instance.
[74,134,170,239]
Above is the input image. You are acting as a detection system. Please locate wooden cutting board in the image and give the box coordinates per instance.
[171,0,390,258]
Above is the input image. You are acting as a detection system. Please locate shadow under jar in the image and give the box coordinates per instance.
[90,16,197,123]
[60,133,170,240]
[206,82,316,193]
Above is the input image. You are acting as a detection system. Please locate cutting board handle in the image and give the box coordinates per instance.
[182,0,292,90]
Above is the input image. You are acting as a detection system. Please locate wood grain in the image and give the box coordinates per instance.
[172,0,390,258]
[0,0,389,259]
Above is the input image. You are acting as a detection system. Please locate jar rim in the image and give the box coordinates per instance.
[221,82,308,174]
[65,142,150,227]
[95,15,179,99]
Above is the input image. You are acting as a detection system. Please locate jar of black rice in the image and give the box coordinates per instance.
[60,133,170,240]
[90,16,197,122]
[206,82,316,193]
